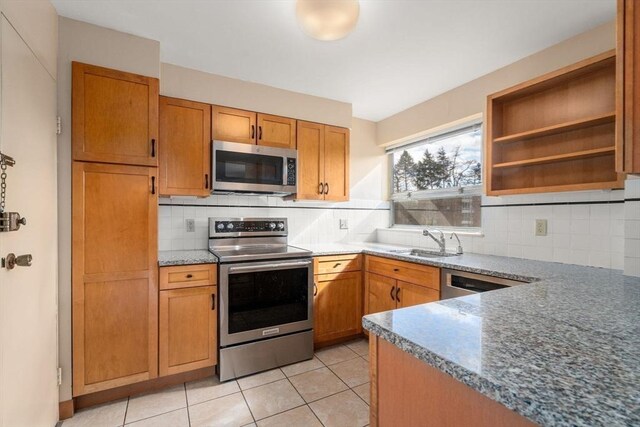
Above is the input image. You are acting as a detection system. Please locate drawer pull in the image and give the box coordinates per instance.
[393,268,400,272]
[186,274,193,279]
[333,263,342,268]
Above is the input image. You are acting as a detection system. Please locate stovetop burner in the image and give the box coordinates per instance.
[208,217,311,263]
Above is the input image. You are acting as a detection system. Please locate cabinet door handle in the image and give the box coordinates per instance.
[211,293,216,310]
[251,125,255,139]
[313,283,318,296]
[390,285,396,301]
[151,139,156,157]
[258,126,263,140]
[151,176,156,195]
[395,287,401,303]
[393,268,399,272]
[324,183,329,195]
[318,182,324,195]
[205,174,209,189]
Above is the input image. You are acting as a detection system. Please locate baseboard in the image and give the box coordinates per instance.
[58,399,74,420]
[74,366,214,411]
[314,332,365,350]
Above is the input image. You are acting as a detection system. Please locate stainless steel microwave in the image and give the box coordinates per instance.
[212,140,297,195]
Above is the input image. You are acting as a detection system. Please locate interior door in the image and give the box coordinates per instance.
[365,273,397,315]
[296,121,325,200]
[0,17,59,426]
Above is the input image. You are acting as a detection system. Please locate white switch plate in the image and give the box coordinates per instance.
[535,219,547,236]
[339,219,348,230]
[185,219,195,232]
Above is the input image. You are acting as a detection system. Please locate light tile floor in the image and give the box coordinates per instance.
[62,339,370,427]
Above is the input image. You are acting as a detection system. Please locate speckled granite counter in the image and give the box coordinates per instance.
[332,243,640,426]
[158,250,218,266]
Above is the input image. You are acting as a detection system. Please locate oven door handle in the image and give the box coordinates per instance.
[228,260,312,273]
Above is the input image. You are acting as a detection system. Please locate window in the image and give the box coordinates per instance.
[389,122,482,229]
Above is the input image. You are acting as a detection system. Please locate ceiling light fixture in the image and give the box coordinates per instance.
[296,0,360,41]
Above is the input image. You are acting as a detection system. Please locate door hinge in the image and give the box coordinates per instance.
[56,116,62,135]
[57,367,62,386]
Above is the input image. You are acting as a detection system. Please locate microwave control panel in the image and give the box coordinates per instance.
[286,158,296,186]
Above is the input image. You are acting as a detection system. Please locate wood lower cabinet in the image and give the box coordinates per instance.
[313,255,363,346]
[159,97,211,196]
[159,264,218,376]
[72,162,158,396]
[365,256,440,315]
[617,0,640,173]
[72,62,159,166]
[257,113,296,148]
[297,121,350,202]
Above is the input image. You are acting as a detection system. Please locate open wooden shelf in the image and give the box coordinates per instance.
[493,112,615,144]
[486,50,624,196]
[493,147,615,169]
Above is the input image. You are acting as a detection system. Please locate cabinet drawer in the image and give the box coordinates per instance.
[314,254,362,275]
[159,264,217,290]
[365,256,439,291]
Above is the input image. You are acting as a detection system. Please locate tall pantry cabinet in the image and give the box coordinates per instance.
[71,62,159,396]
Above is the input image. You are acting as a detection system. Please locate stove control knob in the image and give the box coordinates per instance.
[268,222,276,230]
[216,223,225,231]
[277,222,285,230]
[226,223,234,230]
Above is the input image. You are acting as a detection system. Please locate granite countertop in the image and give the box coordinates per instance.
[344,244,640,426]
[158,250,218,266]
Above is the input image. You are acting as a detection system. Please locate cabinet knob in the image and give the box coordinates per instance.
[186,274,193,279]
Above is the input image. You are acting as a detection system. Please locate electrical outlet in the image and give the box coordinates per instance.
[57,367,62,386]
[185,219,195,233]
[535,219,548,236]
[339,219,348,230]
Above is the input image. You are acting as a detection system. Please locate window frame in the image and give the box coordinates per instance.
[387,119,484,232]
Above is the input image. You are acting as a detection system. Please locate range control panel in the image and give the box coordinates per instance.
[211,218,287,235]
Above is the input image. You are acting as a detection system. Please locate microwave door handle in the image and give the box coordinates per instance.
[228,260,312,273]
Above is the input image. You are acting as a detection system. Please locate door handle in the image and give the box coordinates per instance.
[318,182,324,194]
[258,126,263,140]
[211,293,216,310]
[151,176,156,195]
[390,285,396,301]
[395,287,401,303]
[313,283,318,296]
[228,260,312,273]
[151,139,156,157]
[205,174,209,189]
[251,125,255,139]
[2,253,32,270]
[324,183,329,195]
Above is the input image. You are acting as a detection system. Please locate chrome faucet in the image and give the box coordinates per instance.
[423,228,446,254]
[450,232,463,255]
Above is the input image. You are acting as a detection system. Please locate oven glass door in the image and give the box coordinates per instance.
[220,260,313,346]
[215,150,284,186]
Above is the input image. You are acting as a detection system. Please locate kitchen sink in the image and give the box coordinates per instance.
[387,248,459,258]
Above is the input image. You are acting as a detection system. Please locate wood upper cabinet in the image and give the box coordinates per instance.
[212,106,256,144]
[159,285,217,376]
[159,97,211,196]
[617,0,640,173]
[364,256,440,315]
[297,121,350,201]
[257,113,296,149]
[314,271,363,345]
[323,126,350,201]
[72,62,159,166]
[72,162,158,396]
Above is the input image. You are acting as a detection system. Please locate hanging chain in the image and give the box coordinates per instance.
[0,160,7,214]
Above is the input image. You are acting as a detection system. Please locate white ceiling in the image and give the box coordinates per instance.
[51,0,615,121]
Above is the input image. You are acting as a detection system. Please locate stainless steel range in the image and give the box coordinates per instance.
[209,217,314,381]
